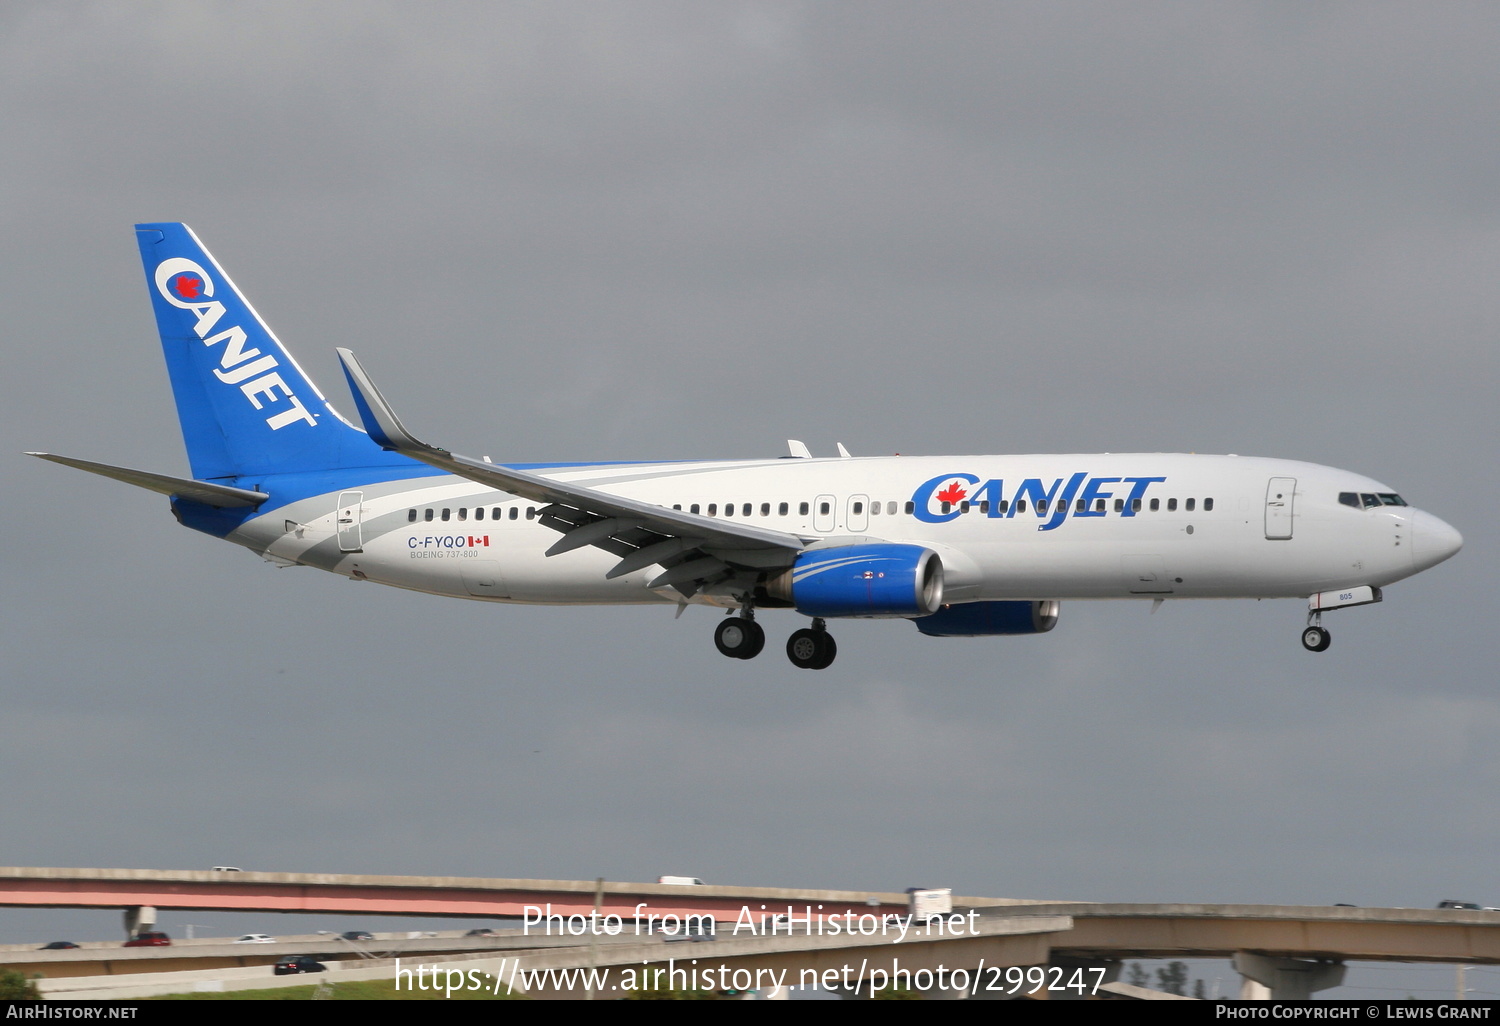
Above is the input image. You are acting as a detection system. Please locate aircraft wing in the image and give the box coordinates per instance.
[336,349,810,594]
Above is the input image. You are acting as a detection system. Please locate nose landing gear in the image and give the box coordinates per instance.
[1302,611,1331,653]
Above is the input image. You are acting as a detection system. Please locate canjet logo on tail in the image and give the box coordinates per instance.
[910,473,1167,529]
[152,257,318,431]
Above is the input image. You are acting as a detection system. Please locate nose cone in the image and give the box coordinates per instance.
[1411,510,1463,572]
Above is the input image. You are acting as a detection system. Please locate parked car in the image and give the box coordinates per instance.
[39,941,79,950]
[234,934,276,943]
[465,928,499,938]
[340,930,374,941]
[274,955,327,975]
[124,932,171,947]
[211,866,242,872]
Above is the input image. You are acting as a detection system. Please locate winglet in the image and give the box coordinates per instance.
[335,349,442,455]
[786,439,812,459]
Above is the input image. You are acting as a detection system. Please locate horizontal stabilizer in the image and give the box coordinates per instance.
[27,453,268,508]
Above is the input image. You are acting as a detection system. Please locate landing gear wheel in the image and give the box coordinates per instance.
[715,617,765,659]
[1301,626,1331,652]
[786,627,837,669]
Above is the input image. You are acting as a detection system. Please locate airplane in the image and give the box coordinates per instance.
[30,223,1463,669]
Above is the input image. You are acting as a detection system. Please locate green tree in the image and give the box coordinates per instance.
[1156,961,1189,996]
[0,969,40,999]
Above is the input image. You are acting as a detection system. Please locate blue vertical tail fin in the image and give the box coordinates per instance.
[135,223,405,481]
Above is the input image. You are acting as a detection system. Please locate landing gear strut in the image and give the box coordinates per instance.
[787,618,837,670]
[714,611,765,660]
[1302,611,1331,653]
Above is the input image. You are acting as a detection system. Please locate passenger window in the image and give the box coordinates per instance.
[999,500,1009,514]
[1185,498,1195,512]
[707,504,717,516]
[853,501,864,515]
[941,502,951,514]
[800,502,810,516]
[904,501,914,514]
[408,509,417,522]
[1037,500,1048,513]
[1076,499,1086,512]
[743,503,752,516]
[690,504,700,514]
[1150,498,1159,512]
[1168,498,1178,512]
[673,504,682,511]
[979,500,989,514]
[493,508,502,519]
[887,501,897,515]
[1113,499,1123,512]
[1015,500,1026,513]
[1204,498,1214,512]
[960,501,969,513]
[871,501,881,515]
[474,508,484,521]
[526,507,536,520]
[724,503,733,517]
[761,502,770,516]
[425,509,434,521]
[1131,498,1141,512]
[1095,498,1106,512]
[779,502,789,515]
[458,508,467,521]
[508,507,518,520]
[441,508,451,521]
[819,502,830,515]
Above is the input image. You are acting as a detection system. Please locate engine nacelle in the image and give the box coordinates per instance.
[765,544,944,618]
[912,600,1059,637]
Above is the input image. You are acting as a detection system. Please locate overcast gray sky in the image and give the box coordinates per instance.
[2,0,1495,987]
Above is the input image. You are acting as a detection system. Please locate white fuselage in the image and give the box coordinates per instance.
[226,452,1457,610]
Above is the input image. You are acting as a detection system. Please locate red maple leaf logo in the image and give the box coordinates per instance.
[172,274,203,299]
[936,481,967,504]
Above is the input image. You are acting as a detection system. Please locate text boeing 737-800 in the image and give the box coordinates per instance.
[30,224,1463,669]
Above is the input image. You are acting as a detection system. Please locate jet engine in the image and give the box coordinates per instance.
[911,600,1059,636]
[764,544,944,618]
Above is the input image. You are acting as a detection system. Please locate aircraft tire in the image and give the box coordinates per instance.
[787,628,836,669]
[1301,626,1331,652]
[715,617,765,660]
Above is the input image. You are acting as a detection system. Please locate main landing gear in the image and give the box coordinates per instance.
[1302,611,1332,653]
[713,612,838,669]
[787,619,837,670]
[714,613,765,660]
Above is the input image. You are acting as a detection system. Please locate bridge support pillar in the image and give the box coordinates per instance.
[1233,952,1344,1000]
[123,905,156,939]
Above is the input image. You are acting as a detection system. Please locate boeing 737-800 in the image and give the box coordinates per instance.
[30,224,1463,669]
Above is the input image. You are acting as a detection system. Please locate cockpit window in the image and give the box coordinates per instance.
[1360,493,1380,509]
[1378,493,1407,506]
[1339,492,1360,509]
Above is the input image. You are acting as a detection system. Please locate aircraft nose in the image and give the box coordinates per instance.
[1411,510,1463,572]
